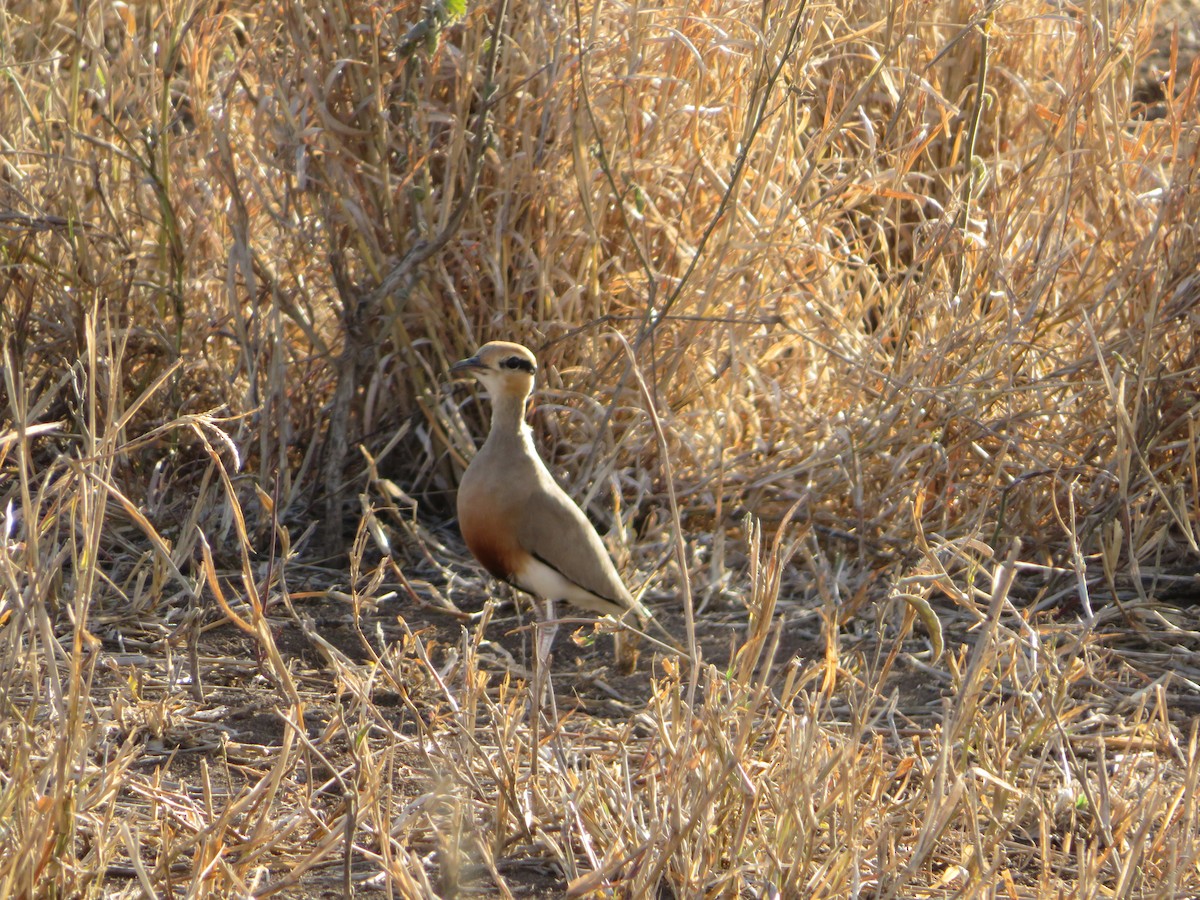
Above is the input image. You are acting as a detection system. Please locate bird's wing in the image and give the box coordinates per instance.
[516,481,639,615]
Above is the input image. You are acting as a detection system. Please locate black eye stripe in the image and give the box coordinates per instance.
[501,357,535,373]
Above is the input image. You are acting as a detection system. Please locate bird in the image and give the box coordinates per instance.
[450,341,648,680]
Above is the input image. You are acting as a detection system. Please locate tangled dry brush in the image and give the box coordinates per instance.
[2,0,1200,895]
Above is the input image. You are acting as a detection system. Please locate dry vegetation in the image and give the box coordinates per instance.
[3,0,1200,895]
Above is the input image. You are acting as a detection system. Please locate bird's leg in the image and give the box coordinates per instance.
[538,597,560,726]
[536,598,559,687]
[529,598,558,779]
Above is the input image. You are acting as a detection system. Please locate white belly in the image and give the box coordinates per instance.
[512,555,624,617]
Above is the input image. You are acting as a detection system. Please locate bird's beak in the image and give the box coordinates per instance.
[451,355,484,375]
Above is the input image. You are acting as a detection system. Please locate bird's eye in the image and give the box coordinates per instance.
[502,357,533,372]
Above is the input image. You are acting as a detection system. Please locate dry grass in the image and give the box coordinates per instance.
[3,0,1200,895]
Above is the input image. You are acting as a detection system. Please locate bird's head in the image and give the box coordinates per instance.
[451,341,538,400]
